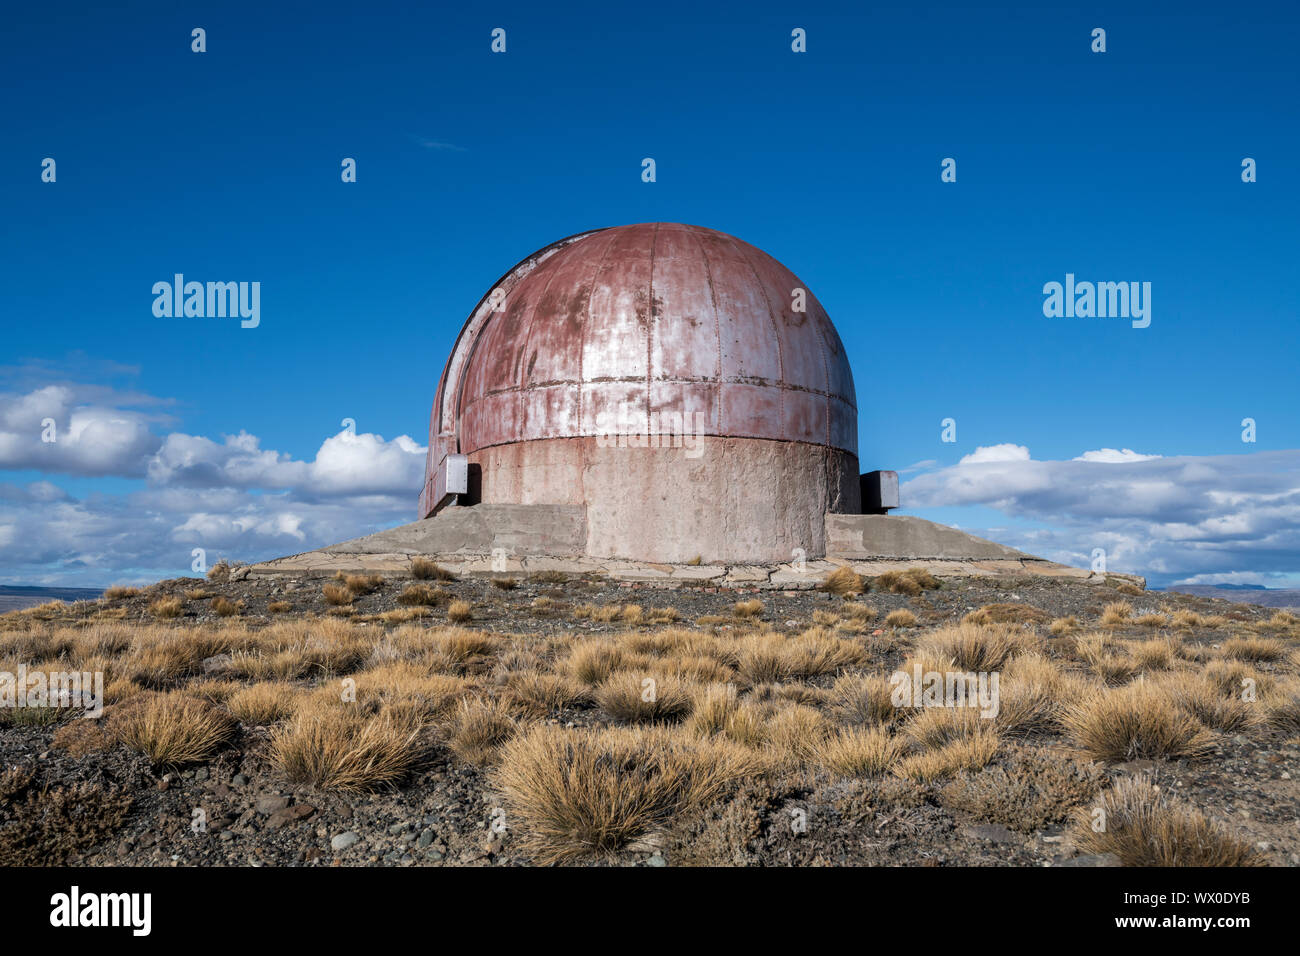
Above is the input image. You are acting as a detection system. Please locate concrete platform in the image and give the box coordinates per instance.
[247,504,1142,589]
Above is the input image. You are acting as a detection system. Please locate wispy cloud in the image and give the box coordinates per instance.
[903,445,1300,586]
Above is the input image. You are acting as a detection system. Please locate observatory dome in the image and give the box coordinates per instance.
[421,223,861,563]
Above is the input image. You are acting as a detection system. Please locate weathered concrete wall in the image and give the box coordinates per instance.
[826,513,1031,561]
[251,504,586,574]
[472,436,859,564]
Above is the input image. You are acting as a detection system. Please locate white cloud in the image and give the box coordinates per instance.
[903,447,1300,585]
[959,443,1031,464]
[1073,448,1162,463]
[0,382,427,586]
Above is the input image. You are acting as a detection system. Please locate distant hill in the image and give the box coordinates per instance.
[1161,585,1300,609]
[0,584,105,614]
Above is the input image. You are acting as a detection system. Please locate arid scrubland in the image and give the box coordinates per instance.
[2,569,1298,867]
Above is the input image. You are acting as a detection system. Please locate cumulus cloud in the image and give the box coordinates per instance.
[903,447,1300,586]
[0,383,427,585]
[959,443,1030,464]
[1073,448,1163,463]
[0,385,163,476]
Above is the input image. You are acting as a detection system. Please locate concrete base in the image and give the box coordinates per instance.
[470,436,858,565]
[247,502,1143,589]
[825,514,1031,561]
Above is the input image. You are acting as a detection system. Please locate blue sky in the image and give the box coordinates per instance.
[2,1,1297,588]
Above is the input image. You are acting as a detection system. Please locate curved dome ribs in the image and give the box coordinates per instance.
[421,223,858,522]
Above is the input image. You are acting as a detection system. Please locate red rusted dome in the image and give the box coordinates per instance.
[421,223,857,518]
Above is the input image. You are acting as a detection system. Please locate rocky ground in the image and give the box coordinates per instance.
[2,569,1297,867]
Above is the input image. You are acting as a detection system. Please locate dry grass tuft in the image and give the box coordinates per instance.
[814,726,904,776]
[148,596,185,619]
[596,673,695,724]
[411,557,456,581]
[397,583,445,607]
[271,701,423,791]
[821,567,864,597]
[446,599,472,623]
[1061,682,1216,763]
[322,583,353,606]
[1156,672,1262,734]
[268,601,292,613]
[917,622,1025,672]
[446,696,518,765]
[491,577,520,591]
[111,692,239,768]
[874,567,940,596]
[830,673,899,726]
[495,724,754,864]
[732,599,763,619]
[1098,601,1133,627]
[963,603,1048,626]
[102,585,141,600]
[211,596,239,618]
[338,573,383,595]
[227,682,298,724]
[1048,616,1080,636]
[1221,635,1286,662]
[894,732,999,782]
[1070,776,1260,866]
[504,671,590,716]
[884,609,918,629]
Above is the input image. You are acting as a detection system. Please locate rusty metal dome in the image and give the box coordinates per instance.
[421,223,857,517]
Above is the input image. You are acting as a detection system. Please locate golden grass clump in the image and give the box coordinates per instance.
[830,673,899,726]
[1048,616,1080,636]
[917,622,1025,672]
[271,700,423,791]
[1220,635,1286,662]
[102,585,141,600]
[337,572,382,595]
[495,724,754,864]
[732,599,763,619]
[1155,672,1262,734]
[883,608,918,629]
[267,601,292,613]
[491,577,519,591]
[821,566,864,597]
[148,596,185,619]
[814,726,904,776]
[446,599,472,623]
[1070,776,1260,866]
[446,696,518,765]
[411,557,456,581]
[1128,637,1178,671]
[1098,601,1132,627]
[211,596,239,618]
[1060,681,1216,763]
[396,583,445,607]
[1072,632,1137,684]
[875,567,939,596]
[226,682,297,725]
[504,671,590,716]
[596,673,696,724]
[894,732,999,782]
[963,603,1048,626]
[322,583,353,606]
[111,693,238,768]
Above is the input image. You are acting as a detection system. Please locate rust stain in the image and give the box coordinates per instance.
[421,223,857,518]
